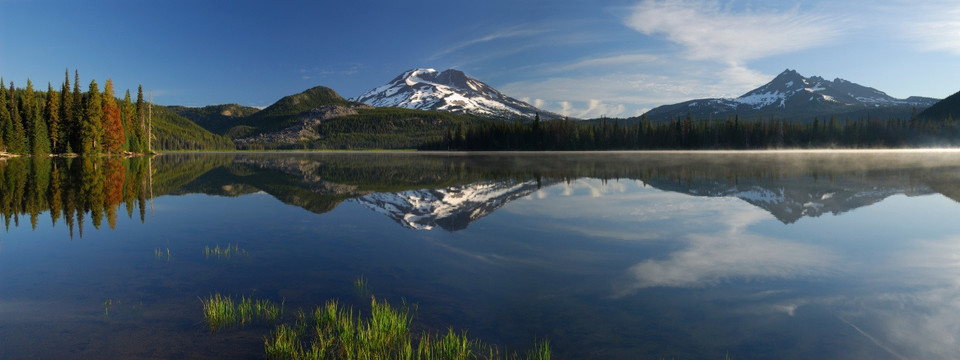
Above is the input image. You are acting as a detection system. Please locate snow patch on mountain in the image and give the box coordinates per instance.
[354,179,545,231]
[354,68,561,120]
[657,69,939,118]
[737,91,788,108]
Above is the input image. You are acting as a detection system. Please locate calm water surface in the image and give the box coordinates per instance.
[3,151,960,359]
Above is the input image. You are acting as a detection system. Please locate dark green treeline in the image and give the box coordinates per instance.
[436,114,960,150]
[0,156,151,238]
[0,70,149,155]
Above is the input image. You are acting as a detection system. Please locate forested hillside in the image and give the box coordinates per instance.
[149,106,236,151]
[167,104,260,135]
[305,107,492,150]
[220,86,356,138]
[918,90,960,121]
[172,86,494,150]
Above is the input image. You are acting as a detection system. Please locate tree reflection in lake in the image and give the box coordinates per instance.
[1,157,152,237]
[5,151,960,359]
[151,151,960,230]
[5,151,960,234]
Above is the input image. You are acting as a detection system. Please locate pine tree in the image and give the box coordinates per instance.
[60,69,74,153]
[71,70,84,152]
[21,79,46,154]
[0,78,9,152]
[27,83,51,155]
[7,82,27,154]
[121,89,134,152]
[45,83,61,153]
[102,79,124,153]
[134,85,146,153]
[80,79,103,154]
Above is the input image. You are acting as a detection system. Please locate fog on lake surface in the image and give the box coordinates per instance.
[2,150,960,359]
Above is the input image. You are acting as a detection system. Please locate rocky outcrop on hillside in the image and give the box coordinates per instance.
[233,104,372,146]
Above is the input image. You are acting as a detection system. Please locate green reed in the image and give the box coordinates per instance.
[103,298,143,320]
[263,296,550,360]
[200,293,283,332]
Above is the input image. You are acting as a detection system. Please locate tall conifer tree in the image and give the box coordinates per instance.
[0,78,9,152]
[71,71,84,152]
[45,83,61,153]
[134,85,146,153]
[8,82,27,154]
[101,79,124,153]
[121,90,134,152]
[22,80,52,155]
[60,69,74,153]
[21,80,38,152]
[81,79,103,154]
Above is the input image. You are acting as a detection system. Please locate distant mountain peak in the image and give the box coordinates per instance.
[354,68,561,120]
[642,69,939,122]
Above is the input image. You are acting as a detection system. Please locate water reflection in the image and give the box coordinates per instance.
[0,157,152,237]
[5,151,960,359]
[151,151,960,230]
[4,151,959,234]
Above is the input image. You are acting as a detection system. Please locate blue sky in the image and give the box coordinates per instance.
[2,0,958,118]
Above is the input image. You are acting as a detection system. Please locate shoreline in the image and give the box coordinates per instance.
[0,151,159,159]
[3,148,959,158]
[176,147,960,155]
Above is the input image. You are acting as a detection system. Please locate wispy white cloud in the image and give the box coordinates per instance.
[625,0,844,64]
[299,64,367,81]
[429,26,546,61]
[901,2,960,56]
[551,53,661,72]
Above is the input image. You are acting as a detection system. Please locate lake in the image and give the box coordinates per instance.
[2,150,960,359]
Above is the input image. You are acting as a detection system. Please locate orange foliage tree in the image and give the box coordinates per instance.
[102,79,125,153]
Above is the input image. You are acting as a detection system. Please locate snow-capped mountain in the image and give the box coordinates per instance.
[643,174,931,224]
[643,69,938,122]
[354,68,561,120]
[354,179,546,231]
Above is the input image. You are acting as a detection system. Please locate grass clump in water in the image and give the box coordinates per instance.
[204,243,247,259]
[263,296,550,360]
[154,247,171,261]
[201,293,283,332]
[354,276,370,297]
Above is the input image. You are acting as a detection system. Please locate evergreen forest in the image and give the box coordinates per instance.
[0,69,234,156]
[431,113,960,150]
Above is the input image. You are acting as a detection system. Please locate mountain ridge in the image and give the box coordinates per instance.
[354,68,564,120]
[638,69,938,123]
[918,89,960,120]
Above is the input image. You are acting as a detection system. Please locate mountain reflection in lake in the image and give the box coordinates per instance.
[3,151,960,359]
